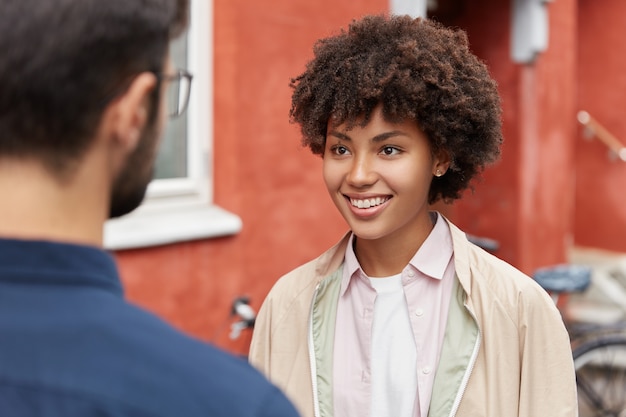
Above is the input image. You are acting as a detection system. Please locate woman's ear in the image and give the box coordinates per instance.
[433,149,451,177]
[107,72,158,153]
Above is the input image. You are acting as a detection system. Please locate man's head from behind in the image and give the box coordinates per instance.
[0,0,189,217]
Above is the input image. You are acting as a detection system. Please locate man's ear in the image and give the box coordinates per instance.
[107,72,158,153]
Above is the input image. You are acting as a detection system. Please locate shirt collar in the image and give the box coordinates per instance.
[409,212,454,280]
[0,237,124,295]
[341,233,361,295]
[340,212,454,295]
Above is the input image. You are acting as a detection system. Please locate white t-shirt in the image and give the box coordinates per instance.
[368,274,418,417]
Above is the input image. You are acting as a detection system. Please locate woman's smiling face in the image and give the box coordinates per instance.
[323,106,449,245]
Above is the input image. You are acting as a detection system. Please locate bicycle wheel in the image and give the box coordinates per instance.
[573,334,626,417]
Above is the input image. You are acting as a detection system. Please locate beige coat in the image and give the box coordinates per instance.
[249,217,578,417]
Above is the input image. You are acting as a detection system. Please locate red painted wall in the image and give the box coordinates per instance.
[575,0,626,252]
[520,0,577,272]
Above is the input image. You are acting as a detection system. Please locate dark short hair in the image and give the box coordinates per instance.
[289,14,503,204]
[0,0,189,174]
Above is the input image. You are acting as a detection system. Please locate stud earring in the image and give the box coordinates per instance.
[435,169,443,177]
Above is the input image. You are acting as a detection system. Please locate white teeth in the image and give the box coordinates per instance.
[350,197,388,209]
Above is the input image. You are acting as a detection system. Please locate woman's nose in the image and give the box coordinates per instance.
[346,156,377,186]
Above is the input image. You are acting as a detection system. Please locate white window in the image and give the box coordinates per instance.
[104,0,242,250]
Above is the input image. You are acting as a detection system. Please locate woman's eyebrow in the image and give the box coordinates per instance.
[327,130,405,142]
[371,131,405,142]
[328,131,351,141]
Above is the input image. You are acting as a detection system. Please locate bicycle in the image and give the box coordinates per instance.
[534,264,626,417]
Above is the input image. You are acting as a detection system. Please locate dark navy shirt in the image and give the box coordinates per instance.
[0,238,299,417]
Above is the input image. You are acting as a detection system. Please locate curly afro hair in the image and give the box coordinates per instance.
[289,14,503,204]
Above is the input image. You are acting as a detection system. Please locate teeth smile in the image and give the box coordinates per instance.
[349,197,389,209]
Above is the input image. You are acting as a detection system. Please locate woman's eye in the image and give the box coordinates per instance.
[381,146,400,156]
[331,145,349,155]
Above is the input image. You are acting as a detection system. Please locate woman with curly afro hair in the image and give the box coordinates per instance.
[249,14,577,417]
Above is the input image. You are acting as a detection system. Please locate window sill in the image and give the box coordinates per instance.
[104,204,242,251]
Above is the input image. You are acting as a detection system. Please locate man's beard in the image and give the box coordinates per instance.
[108,119,159,219]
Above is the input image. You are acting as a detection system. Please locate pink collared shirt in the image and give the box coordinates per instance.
[333,213,456,417]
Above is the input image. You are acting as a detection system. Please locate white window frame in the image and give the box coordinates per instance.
[104,0,242,250]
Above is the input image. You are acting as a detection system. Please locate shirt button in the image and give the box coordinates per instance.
[415,308,424,317]
[407,270,415,278]
[362,370,371,383]
[422,366,432,375]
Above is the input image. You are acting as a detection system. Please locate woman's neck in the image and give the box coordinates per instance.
[354,213,436,277]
